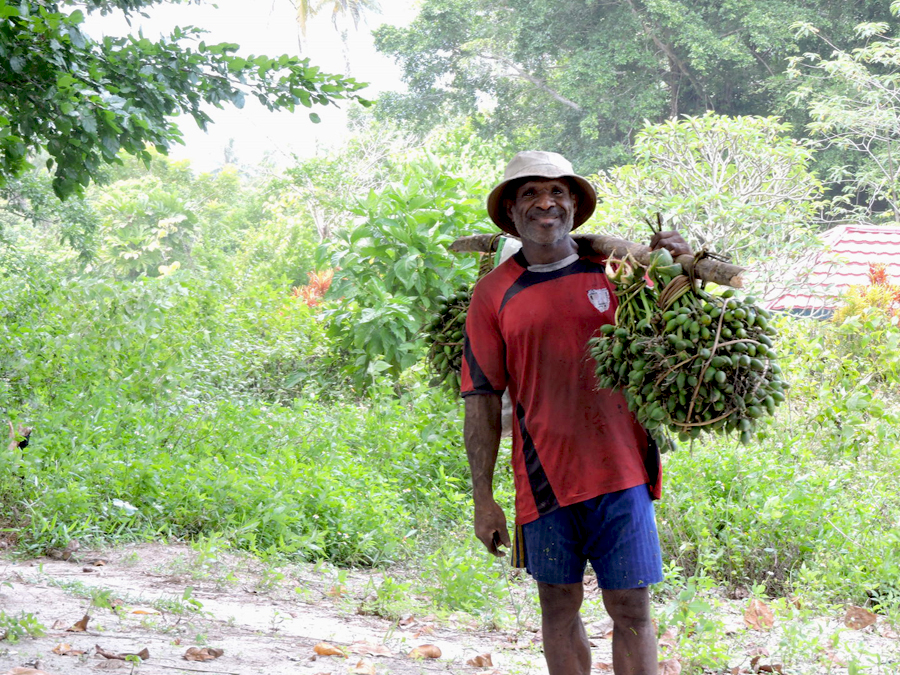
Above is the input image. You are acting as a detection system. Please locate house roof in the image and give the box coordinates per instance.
[764,224,900,313]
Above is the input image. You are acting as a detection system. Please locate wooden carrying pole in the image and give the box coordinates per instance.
[449,233,745,288]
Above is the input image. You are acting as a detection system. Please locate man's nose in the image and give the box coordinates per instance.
[535,191,556,209]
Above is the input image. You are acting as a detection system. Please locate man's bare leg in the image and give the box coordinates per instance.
[537,581,591,675]
[602,587,658,675]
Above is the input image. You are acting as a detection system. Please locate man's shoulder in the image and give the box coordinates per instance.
[473,255,524,294]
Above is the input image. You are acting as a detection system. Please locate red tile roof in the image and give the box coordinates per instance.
[764,224,900,313]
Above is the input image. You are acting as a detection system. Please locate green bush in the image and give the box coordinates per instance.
[319,155,491,386]
[657,313,900,607]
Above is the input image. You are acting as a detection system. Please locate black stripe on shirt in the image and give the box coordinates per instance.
[516,402,559,516]
[644,432,661,499]
[499,253,606,314]
[461,327,505,397]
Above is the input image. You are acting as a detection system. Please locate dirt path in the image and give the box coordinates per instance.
[2,543,899,675]
[1,543,548,675]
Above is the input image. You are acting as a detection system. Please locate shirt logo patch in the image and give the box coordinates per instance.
[587,288,611,313]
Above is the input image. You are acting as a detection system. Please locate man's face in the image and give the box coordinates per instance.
[506,179,577,246]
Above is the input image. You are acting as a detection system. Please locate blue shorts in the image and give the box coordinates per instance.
[513,484,664,588]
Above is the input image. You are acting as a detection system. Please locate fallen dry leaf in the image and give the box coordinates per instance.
[879,624,899,639]
[589,617,614,640]
[66,614,90,632]
[412,623,435,637]
[822,647,847,667]
[326,584,347,598]
[46,538,80,561]
[183,647,224,662]
[51,642,84,656]
[757,664,784,673]
[313,642,346,658]
[350,660,375,675]
[658,628,677,652]
[593,662,614,671]
[349,642,392,657]
[4,669,52,675]
[409,644,441,659]
[130,607,161,616]
[50,619,66,630]
[844,605,877,630]
[398,614,416,627]
[94,645,150,661]
[466,653,493,667]
[658,658,682,675]
[744,599,775,631]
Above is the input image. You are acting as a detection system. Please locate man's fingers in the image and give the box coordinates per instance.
[478,532,504,556]
[474,504,509,556]
[490,530,511,557]
[650,230,692,257]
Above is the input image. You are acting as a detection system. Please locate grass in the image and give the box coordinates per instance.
[2,262,900,671]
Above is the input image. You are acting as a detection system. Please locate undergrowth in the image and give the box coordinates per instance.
[2,259,900,624]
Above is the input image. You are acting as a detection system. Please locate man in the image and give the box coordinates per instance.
[460,151,690,675]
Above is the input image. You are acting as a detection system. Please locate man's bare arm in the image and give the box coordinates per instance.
[464,394,511,556]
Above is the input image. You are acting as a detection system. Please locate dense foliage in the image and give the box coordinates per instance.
[373,0,894,171]
[0,0,369,198]
[790,15,900,219]
[2,3,900,670]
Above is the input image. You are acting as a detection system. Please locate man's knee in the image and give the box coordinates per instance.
[538,581,584,622]
[602,587,652,630]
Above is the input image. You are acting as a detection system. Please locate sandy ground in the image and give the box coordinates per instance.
[0,542,550,675]
[1,542,899,675]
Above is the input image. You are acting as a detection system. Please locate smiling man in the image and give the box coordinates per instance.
[461,151,690,675]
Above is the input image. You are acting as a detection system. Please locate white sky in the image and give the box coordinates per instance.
[86,0,417,171]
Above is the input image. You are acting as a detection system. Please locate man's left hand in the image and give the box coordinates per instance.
[650,230,692,258]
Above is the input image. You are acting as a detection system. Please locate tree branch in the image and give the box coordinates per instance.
[623,0,709,108]
[479,53,582,112]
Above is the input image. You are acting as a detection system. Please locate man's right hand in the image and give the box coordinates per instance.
[474,498,511,556]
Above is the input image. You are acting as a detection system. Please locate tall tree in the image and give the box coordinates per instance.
[0,0,370,198]
[790,11,900,220]
[373,0,893,171]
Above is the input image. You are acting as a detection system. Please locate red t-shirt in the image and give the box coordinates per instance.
[461,250,662,526]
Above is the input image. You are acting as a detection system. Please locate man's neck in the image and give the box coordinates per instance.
[519,236,578,266]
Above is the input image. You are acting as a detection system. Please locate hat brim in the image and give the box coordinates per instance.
[486,174,597,236]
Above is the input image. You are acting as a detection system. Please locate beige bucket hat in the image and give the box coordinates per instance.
[487,150,597,236]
